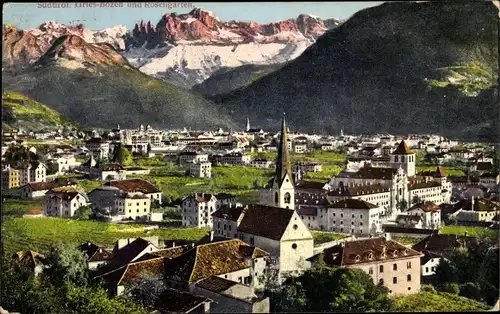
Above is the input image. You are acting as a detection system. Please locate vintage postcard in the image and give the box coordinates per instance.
[2,1,499,313]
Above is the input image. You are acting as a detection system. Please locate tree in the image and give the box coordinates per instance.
[460,282,482,301]
[1,259,66,314]
[45,245,89,287]
[74,205,92,220]
[396,200,408,212]
[437,282,460,295]
[151,200,161,210]
[4,144,38,164]
[265,266,393,312]
[66,285,147,314]
[412,195,422,205]
[126,277,167,310]
[113,144,133,166]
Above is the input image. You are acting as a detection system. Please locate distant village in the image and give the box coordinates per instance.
[2,117,499,313]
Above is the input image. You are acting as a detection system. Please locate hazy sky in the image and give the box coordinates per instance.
[4,2,384,30]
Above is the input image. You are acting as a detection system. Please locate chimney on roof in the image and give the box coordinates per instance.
[384,233,391,241]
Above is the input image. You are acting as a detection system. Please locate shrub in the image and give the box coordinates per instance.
[460,282,482,301]
[437,282,460,295]
[421,284,436,293]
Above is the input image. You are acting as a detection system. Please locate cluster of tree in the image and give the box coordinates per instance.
[434,241,499,305]
[262,265,395,312]
[3,144,38,164]
[112,143,133,166]
[1,245,147,314]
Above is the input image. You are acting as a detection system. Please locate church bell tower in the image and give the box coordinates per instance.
[260,114,295,210]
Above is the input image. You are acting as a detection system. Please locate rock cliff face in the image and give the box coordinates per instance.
[126,8,336,48]
[3,22,128,72]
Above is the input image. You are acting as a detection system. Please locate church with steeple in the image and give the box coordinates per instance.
[259,114,295,210]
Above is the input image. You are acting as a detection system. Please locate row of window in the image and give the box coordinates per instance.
[377,275,412,285]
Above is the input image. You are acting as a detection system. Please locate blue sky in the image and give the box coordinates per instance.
[4,2,384,30]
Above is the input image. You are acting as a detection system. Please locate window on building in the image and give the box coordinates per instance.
[274,192,279,204]
[407,274,411,282]
[250,237,254,245]
[380,265,384,273]
[407,261,411,269]
[369,267,373,275]
[393,263,397,271]
[379,279,384,285]
[292,243,297,249]
[341,213,343,218]
[425,267,429,272]
[352,214,355,218]
[393,277,397,284]
[284,192,291,204]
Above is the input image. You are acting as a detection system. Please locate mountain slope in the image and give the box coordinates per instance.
[3,35,237,130]
[215,1,498,138]
[192,63,285,97]
[2,91,76,131]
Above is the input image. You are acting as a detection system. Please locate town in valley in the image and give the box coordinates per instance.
[2,1,499,313]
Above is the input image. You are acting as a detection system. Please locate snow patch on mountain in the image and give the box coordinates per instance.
[123,40,312,87]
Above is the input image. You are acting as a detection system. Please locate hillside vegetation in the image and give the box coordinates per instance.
[2,91,75,131]
[215,1,498,139]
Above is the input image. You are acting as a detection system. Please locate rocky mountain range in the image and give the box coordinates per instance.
[213,1,499,140]
[3,9,342,88]
[2,33,237,130]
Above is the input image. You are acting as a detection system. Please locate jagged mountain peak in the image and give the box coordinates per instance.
[36,34,129,68]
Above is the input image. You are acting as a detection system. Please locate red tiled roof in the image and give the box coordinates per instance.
[195,276,238,293]
[329,199,378,210]
[419,167,447,178]
[409,201,440,213]
[412,234,480,254]
[408,180,442,190]
[118,257,166,285]
[392,140,414,155]
[151,246,190,259]
[165,239,269,284]
[237,204,296,241]
[25,209,42,215]
[106,179,160,194]
[313,237,422,266]
[23,182,53,191]
[154,288,212,313]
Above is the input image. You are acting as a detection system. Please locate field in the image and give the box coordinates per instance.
[3,199,44,217]
[392,291,489,312]
[127,158,275,203]
[3,217,208,254]
[415,166,466,176]
[311,231,350,244]
[439,225,498,239]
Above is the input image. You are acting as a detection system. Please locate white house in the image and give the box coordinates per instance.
[85,137,111,161]
[213,153,251,166]
[115,192,151,220]
[327,199,385,235]
[17,162,47,185]
[406,201,441,230]
[250,158,273,169]
[19,182,53,199]
[178,152,209,165]
[104,179,163,205]
[91,163,127,181]
[420,251,441,278]
[188,161,212,178]
[182,193,218,227]
[43,187,89,218]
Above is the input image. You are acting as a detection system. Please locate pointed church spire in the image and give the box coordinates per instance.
[275,113,292,186]
[245,117,250,132]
